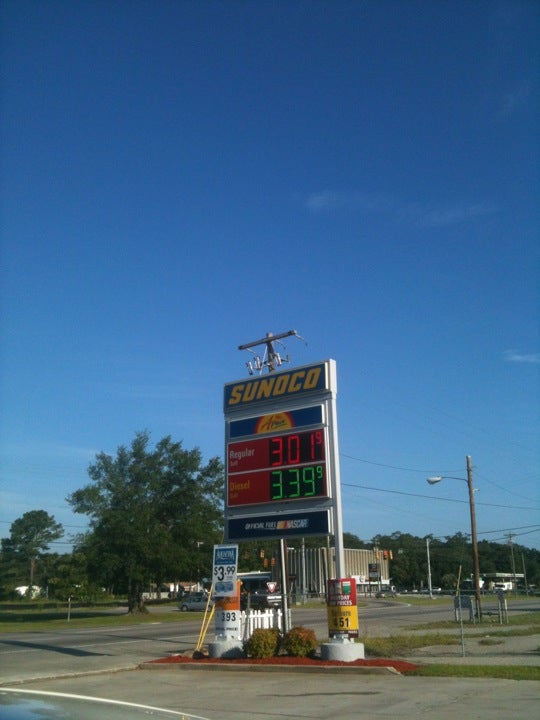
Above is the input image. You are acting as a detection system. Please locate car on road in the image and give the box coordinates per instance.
[178,592,213,612]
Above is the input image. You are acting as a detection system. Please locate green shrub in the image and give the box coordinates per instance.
[245,627,281,658]
[282,626,318,657]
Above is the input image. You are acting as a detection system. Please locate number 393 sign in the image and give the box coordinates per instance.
[213,544,238,596]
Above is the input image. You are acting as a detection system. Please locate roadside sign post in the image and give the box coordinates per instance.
[221,341,363,661]
[212,544,240,639]
[326,578,359,640]
[208,544,244,657]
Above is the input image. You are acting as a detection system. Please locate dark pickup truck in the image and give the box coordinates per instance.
[241,587,282,610]
[238,572,282,610]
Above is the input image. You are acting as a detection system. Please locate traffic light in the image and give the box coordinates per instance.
[389,550,393,560]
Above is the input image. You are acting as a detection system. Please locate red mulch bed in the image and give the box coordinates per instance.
[148,654,419,674]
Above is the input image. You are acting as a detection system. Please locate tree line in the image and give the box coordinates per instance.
[1,432,538,608]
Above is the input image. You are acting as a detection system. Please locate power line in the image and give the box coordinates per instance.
[341,452,538,505]
[479,524,540,536]
[0,520,87,529]
[341,453,462,474]
[342,481,540,511]
[371,380,538,456]
[490,528,540,543]
[473,470,538,504]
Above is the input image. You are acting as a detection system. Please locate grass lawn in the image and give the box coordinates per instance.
[406,664,540,680]
[361,609,540,680]
[0,601,192,632]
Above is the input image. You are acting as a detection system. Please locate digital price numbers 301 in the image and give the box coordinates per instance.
[227,428,328,507]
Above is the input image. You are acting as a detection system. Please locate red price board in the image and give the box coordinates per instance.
[227,428,328,507]
[228,428,325,473]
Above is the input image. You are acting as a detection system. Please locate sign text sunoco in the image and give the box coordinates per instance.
[224,363,326,410]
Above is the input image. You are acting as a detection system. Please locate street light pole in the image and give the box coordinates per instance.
[427,455,482,620]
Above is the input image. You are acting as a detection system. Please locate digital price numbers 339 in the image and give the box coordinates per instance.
[227,428,328,507]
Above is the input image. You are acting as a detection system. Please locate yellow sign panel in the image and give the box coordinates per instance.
[326,606,359,636]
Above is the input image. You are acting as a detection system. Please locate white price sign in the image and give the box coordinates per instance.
[215,607,241,639]
[213,544,238,596]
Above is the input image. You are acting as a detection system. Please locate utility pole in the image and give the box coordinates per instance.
[427,456,482,619]
[508,533,517,597]
[426,537,433,599]
[466,455,482,620]
[521,553,529,596]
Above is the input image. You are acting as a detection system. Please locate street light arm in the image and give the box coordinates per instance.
[427,475,467,484]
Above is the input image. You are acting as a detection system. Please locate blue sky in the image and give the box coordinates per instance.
[1,1,539,556]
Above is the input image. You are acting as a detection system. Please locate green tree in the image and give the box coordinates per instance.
[39,551,105,602]
[67,432,224,612]
[343,532,369,549]
[372,532,424,589]
[1,510,63,597]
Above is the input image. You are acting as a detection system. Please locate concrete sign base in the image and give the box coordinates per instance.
[208,639,244,659]
[320,639,365,662]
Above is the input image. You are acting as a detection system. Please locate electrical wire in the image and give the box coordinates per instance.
[341,480,540,511]
[340,453,462,474]
[341,452,538,505]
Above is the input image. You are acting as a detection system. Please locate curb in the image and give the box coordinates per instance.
[138,661,401,675]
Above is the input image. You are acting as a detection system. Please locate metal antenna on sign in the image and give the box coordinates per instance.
[238,330,306,375]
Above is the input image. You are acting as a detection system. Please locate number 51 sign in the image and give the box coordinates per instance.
[213,544,238,597]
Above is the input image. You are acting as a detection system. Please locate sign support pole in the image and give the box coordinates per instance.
[327,359,345,578]
[279,538,290,633]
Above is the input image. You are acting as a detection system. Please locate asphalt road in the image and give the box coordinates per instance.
[1,599,539,720]
[0,598,536,684]
[0,617,204,684]
[0,600,441,684]
[6,667,539,720]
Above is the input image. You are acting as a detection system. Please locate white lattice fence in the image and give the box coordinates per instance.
[240,609,290,640]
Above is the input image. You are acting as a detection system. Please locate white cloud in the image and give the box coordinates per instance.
[497,82,531,121]
[411,203,496,228]
[305,190,496,229]
[305,191,348,212]
[503,350,540,365]
[1,442,97,461]
[305,190,397,214]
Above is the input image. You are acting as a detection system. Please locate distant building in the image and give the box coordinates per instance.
[15,586,41,598]
[482,572,524,592]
